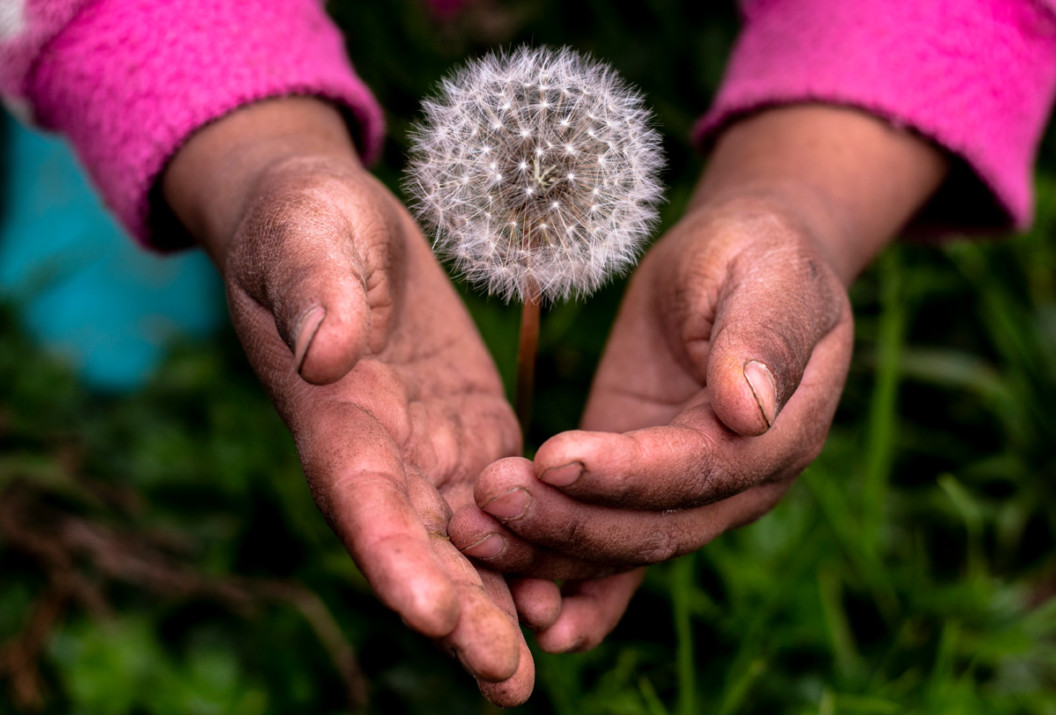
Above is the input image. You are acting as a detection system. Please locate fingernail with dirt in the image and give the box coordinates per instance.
[539,461,583,488]
[293,306,326,375]
[483,487,530,520]
[461,533,506,559]
[744,360,777,428]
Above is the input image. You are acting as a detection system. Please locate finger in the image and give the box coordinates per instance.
[480,461,790,567]
[535,569,646,653]
[699,241,849,436]
[227,184,393,385]
[449,502,616,580]
[534,316,851,510]
[477,626,535,707]
[430,537,522,683]
[458,561,536,706]
[296,401,460,639]
[462,458,618,575]
[509,578,562,631]
[466,457,657,569]
[435,485,533,703]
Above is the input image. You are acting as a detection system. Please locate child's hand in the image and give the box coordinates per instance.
[163,98,534,705]
[450,195,853,649]
[450,105,948,652]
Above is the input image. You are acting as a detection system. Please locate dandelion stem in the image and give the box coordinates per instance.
[516,292,541,434]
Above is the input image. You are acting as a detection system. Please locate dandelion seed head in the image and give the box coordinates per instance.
[405,45,665,302]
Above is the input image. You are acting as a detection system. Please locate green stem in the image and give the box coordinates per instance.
[671,554,697,715]
[862,250,905,553]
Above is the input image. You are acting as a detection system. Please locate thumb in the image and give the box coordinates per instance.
[226,193,392,385]
[703,249,849,436]
[278,260,372,386]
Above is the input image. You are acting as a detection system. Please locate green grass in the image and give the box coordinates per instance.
[3,1,1056,712]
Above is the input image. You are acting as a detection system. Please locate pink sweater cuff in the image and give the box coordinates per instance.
[697,0,1056,232]
[26,0,385,249]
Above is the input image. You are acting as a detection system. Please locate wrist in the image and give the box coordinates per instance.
[161,96,362,264]
[692,105,948,285]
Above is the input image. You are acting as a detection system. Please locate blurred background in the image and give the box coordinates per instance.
[1,1,1055,713]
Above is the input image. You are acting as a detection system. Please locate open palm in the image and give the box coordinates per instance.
[208,155,534,704]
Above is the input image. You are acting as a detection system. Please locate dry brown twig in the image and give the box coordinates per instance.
[0,478,368,713]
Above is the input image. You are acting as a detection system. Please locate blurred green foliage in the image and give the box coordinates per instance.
[3,1,1056,713]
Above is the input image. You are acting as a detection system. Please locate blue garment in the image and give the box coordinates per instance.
[0,113,223,391]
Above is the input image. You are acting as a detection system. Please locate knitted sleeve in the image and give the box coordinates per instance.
[0,0,385,248]
[696,0,1056,232]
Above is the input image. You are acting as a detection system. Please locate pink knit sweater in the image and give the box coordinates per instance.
[0,0,384,247]
[698,0,1056,232]
[2,0,1054,245]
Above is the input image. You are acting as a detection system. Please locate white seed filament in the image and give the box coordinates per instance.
[405,45,664,302]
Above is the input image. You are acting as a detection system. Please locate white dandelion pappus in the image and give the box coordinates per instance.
[405,46,665,303]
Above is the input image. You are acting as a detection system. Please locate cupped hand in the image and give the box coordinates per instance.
[162,98,534,705]
[449,195,853,649]
[449,105,948,653]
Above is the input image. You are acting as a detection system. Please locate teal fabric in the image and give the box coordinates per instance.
[0,114,223,391]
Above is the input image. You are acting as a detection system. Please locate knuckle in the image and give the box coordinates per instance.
[601,465,636,504]
[660,425,724,507]
[634,525,683,565]
[559,515,587,548]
